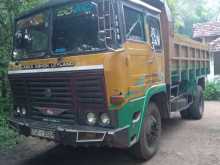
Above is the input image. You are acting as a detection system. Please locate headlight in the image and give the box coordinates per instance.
[100,113,111,126]
[21,107,27,115]
[16,107,21,114]
[86,113,97,125]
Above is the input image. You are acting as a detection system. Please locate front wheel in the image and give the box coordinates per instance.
[131,102,161,161]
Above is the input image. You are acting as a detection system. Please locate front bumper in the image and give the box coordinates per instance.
[9,117,130,148]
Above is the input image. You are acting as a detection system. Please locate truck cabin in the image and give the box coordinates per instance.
[9,0,167,149]
[13,0,164,61]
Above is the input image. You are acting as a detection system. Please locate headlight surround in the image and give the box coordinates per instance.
[16,107,21,114]
[84,112,112,127]
[100,113,111,126]
[86,112,97,126]
[21,107,27,116]
[15,106,27,116]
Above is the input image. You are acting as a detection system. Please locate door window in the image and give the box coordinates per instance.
[124,6,146,42]
[147,16,162,51]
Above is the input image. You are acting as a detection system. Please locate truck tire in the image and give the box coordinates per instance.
[180,86,204,120]
[131,102,161,161]
[180,109,190,119]
[188,86,204,120]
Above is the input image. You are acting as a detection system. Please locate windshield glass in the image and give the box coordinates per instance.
[14,12,49,60]
[52,1,105,55]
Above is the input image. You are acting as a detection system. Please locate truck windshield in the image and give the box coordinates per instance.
[14,12,49,60]
[13,1,107,60]
[52,1,105,55]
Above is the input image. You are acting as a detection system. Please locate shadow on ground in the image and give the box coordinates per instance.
[22,116,185,165]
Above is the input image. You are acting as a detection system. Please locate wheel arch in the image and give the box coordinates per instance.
[149,92,169,119]
[137,84,168,139]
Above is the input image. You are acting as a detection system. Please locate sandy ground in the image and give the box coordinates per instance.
[1,101,220,165]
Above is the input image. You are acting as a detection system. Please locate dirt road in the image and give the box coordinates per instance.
[1,101,220,165]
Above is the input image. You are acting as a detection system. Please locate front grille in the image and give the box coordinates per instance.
[11,80,27,105]
[9,69,107,124]
[28,79,73,109]
[75,75,107,110]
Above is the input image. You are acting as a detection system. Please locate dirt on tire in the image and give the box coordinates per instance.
[1,101,220,165]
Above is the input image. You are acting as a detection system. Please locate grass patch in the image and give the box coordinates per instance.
[0,127,21,151]
[0,101,23,151]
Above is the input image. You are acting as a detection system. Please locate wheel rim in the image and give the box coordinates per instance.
[146,115,160,147]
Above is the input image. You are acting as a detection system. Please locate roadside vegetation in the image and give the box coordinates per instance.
[0,114,21,151]
[0,68,22,151]
[204,81,220,101]
[0,0,47,151]
[0,71,20,150]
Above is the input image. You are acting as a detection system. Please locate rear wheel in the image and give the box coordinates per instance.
[180,86,204,120]
[180,109,190,119]
[189,86,204,119]
[131,102,161,161]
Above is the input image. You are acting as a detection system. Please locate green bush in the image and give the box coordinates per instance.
[0,71,22,151]
[0,104,23,151]
[0,102,20,150]
[204,82,220,101]
[0,127,19,149]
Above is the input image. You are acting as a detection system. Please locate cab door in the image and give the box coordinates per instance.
[122,5,153,98]
[146,15,165,84]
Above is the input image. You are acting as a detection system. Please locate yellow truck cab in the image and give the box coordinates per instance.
[8,0,210,160]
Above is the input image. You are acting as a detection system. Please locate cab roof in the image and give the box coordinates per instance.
[16,0,162,20]
[16,0,74,20]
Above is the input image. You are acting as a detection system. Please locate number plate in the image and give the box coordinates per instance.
[31,129,55,139]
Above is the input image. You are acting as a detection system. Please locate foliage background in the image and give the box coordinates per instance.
[0,0,220,149]
[166,0,220,36]
[204,82,220,101]
[0,0,47,150]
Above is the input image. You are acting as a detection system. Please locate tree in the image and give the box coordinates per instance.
[166,0,220,37]
[0,0,47,115]
[0,0,47,65]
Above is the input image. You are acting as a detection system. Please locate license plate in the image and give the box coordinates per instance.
[31,129,55,139]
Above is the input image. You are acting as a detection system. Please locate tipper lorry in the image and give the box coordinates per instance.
[8,0,210,160]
